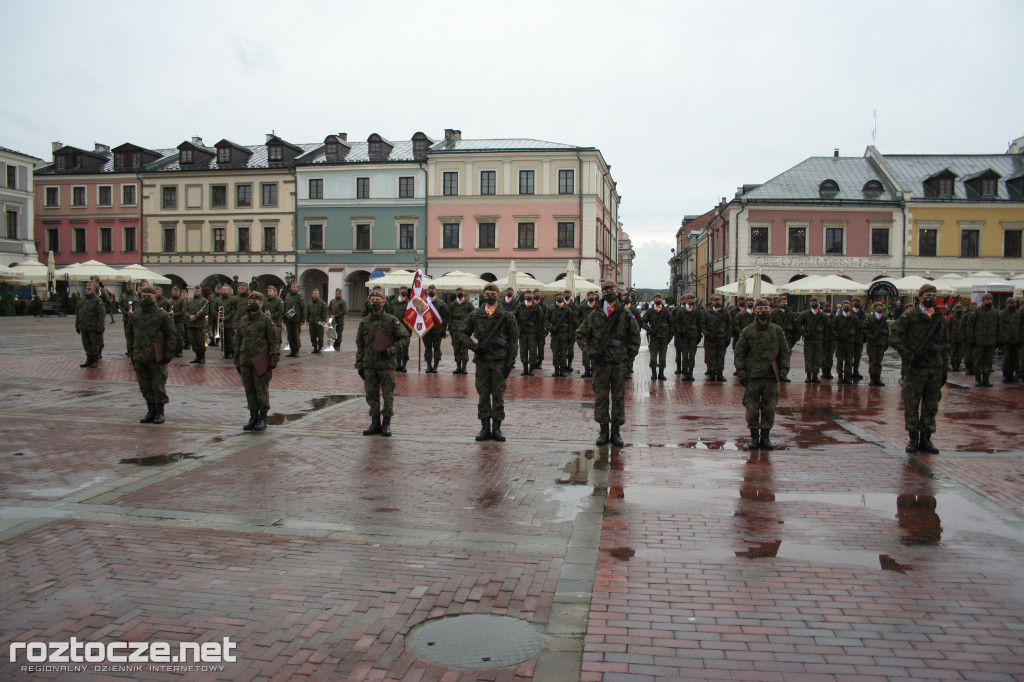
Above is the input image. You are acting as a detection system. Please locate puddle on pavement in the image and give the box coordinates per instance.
[14,475,111,498]
[267,394,356,425]
[119,452,198,466]
[543,449,609,522]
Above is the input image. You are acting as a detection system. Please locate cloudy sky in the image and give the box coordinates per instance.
[4,0,1022,287]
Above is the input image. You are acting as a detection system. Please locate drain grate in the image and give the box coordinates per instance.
[406,614,545,670]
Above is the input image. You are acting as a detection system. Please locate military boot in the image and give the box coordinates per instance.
[491,420,506,442]
[254,410,267,431]
[811,373,821,384]
[475,419,492,442]
[657,369,667,381]
[759,429,774,450]
[87,356,98,368]
[805,373,814,383]
[981,374,993,387]
[243,410,257,431]
[581,367,592,378]
[380,417,392,438]
[651,368,658,380]
[675,363,683,375]
[152,403,165,425]
[747,429,760,450]
[453,361,461,375]
[190,356,202,364]
[974,374,982,387]
[718,371,727,382]
[905,431,920,453]
[362,415,382,436]
[198,354,206,364]
[596,423,610,446]
[918,432,939,454]
[81,356,92,368]
[610,425,624,447]
[140,403,156,424]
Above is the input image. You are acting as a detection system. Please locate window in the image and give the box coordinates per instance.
[325,142,338,157]
[413,139,428,157]
[960,229,979,258]
[517,222,535,249]
[443,172,458,196]
[5,210,17,239]
[180,148,193,164]
[399,176,415,199]
[442,223,460,249]
[163,227,176,252]
[1004,230,1022,258]
[309,224,324,250]
[46,227,59,253]
[123,226,136,252]
[162,186,177,209]
[74,228,86,252]
[557,222,575,248]
[45,187,59,207]
[478,222,496,249]
[56,153,79,171]
[122,185,136,206]
[217,147,231,164]
[863,180,884,195]
[308,178,323,199]
[97,186,112,206]
[981,177,998,197]
[236,184,252,207]
[919,228,937,257]
[399,223,415,250]
[355,224,371,251]
[825,227,844,255]
[938,177,954,197]
[261,183,277,207]
[558,169,574,194]
[871,227,890,255]
[369,141,382,157]
[480,170,496,195]
[268,145,282,162]
[72,186,87,207]
[6,165,16,189]
[99,227,112,252]
[787,226,806,254]
[213,228,225,252]
[819,179,840,198]
[211,185,227,208]
[356,177,369,199]
[263,225,276,252]
[519,170,535,195]
[237,227,250,252]
[750,226,769,254]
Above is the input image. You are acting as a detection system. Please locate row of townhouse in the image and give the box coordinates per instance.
[0,146,44,262]
[672,140,1024,303]
[23,129,620,309]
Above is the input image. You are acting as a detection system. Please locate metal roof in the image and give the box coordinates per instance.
[0,145,44,162]
[883,154,1024,200]
[299,140,421,165]
[740,157,900,203]
[429,138,591,153]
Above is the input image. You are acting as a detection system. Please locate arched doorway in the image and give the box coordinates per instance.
[162,273,189,298]
[255,273,285,294]
[202,273,232,289]
[346,270,371,312]
[300,269,328,299]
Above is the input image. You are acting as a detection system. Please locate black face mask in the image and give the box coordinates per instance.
[141,298,155,309]
[484,295,497,305]
[456,294,464,300]
[603,292,617,302]
[369,301,383,312]
[756,310,770,321]
[712,303,721,310]
[811,303,819,309]
[922,297,936,309]
[247,302,260,312]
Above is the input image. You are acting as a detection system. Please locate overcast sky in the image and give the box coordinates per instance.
[4,0,1022,288]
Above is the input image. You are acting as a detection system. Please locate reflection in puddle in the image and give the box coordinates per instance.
[267,394,356,425]
[119,452,198,466]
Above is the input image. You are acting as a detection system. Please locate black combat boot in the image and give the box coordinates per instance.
[675,364,683,375]
[974,374,982,387]
[822,369,833,380]
[718,371,727,382]
[759,429,774,450]
[684,369,695,381]
[918,432,939,454]
[475,419,492,441]
[610,425,624,447]
[243,410,257,431]
[397,359,407,373]
[453,361,461,375]
[581,367,592,378]
[981,374,993,387]
[905,431,920,453]
[140,403,156,424]
[651,368,658,380]
[657,369,666,381]
[596,423,610,446]
[747,429,760,450]
[491,420,506,442]
[174,349,183,358]
[190,356,202,364]
[152,403,165,425]
[254,410,267,431]
[380,417,392,437]
[805,374,814,383]
[88,356,98,368]
[333,340,341,351]
[198,354,206,364]
[363,415,382,436]
[965,364,973,375]
[81,356,91,368]
[811,373,821,384]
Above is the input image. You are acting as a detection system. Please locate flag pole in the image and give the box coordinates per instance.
[417,336,422,373]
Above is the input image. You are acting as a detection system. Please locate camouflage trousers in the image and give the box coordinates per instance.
[134,360,169,404]
[743,379,779,430]
[803,338,824,377]
[332,319,345,346]
[592,361,628,425]
[474,362,508,421]
[973,344,996,374]
[949,341,963,367]
[901,366,943,434]
[675,337,699,371]
[363,369,396,418]
[853,342,865,374]
[187,328,206,358]
[535,333,546,365]
[550,333,573,369]
[704,341,728,374]
[867,343,887,377]
[285,321,302,353]
[239,365,272,411]
[578,340,592,371]
[835,342,857,378]
[222,324,236,356]
[423,330,443,365]
[122,317,134,353]
[648,337,669,369]
[451,334,470,364]
[175,321,186,351]
[822,339,837,372]
[519,333,537,369]
[80,330,104,358]
[309,322,324,348]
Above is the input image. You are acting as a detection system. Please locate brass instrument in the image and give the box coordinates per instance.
[213,305,224,341]
[323,317,337,352]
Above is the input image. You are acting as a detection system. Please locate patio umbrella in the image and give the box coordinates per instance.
[0,266,26,282]
[507,261,517,293]
[493,273,546,291]
[428,271,489,292]
[736,269,747,301]
[371,270,432,289]
[952,273,1009,294]
[780,274,867,295]
[55,260,130,283]
[3,258,49,285]
[118,263,172,284]
[752,267,762,301]
[47,251,55,294]
[716,278,778,297]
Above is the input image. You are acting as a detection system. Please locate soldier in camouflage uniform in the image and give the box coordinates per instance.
[263,285,285,340]
[799,296,827,383]
[700,294,731,382]
[169,286,187,357]
[735,297,790,450]
[515,291,544,375]
[672,291,702,381]
[832,300,862,384]
[328,287,348,351]
[769,295,797,382]
[119,281,139,356]
[577,280,641,447]
[548,291,575,378]
[820,303,837,379]
[131,285,177,424]
[890,283,948,454]
[850,297,867,379]
[732,297,755,356]
[962,300,978,375]
[283,281,306,357]
[387,287,410,372]
[562,290,578,372]
[641,292,673,380]
[307,288,328,353]
[966,292,999,387]
[422,285,448,373]
[458,282,520,442]
[448,287,475,375]
[75,281,106,368]
[998,298,1019,382]
[577,291,599,377]
[234,291,281,431]
[862,300,890,386]
[218,283,237,359]
[356,291,411,437]
[947,302,966,371]
[532,288,548,370]
[186,285,209,364]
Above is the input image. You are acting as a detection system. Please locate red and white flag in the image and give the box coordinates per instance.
[403,269,442,338]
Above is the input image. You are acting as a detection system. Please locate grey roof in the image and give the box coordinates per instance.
[429,138,592,153]
[156,142,322,172]
[0,145,44,161]
[740,157,900,203]
[299,140,421,165]
[884,154,1024,200]
[35,147,179,174]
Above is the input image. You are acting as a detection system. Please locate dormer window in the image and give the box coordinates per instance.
[369,141,382,157]
[862,180,884,195]
[268,145,282,162]
[1008,176,1024,201]
[217,147,231,164]
[982,177,997,196]
[55,154,80,171]
[414,139,428,156]
[924,170,957,198]
[818,179,839,199]
[180,149,193,164]
[938,177,953,196]
[326,142,338,157]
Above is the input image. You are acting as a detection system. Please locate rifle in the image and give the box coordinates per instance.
[589,306,625,374]
[902,313,944,387]
[837,314,859,342]
[649,307,670,338]
[869,316,889,342]
[550,306,573,335]
[706,310,727,342]
[676,307,698,339]
[472,294,523,365]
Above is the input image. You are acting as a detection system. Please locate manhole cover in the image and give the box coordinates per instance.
[406,614,545,670]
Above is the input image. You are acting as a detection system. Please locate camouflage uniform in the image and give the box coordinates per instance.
[221,292,239,357]
[448,296,476,372]
[862,311,890,385]
[458,303,520,422]
[547,301,576,375]
[119,288,139,353]
[283,290,306,355]
[735,320,790,430]
[234,308,281,412]
[700,305,731,380]
[672,303,702,379]
[263,294,285,339]
[307,296,328,352]
[832,311,862,382]
[891,306,948,438]
[386,295,409,368]
[355,310,411,419]
[821,310,837,378]
[770,306,801,351]
[533,298,549,369]
[947,305,965,371]
[998,302,1019,381]
[170,294,187,355]
[799,308,827,382]
[850,305,867,378]
[515,302,544,373]
[576,301,599,375]
[328,294,348,350]
[641,302,673,378]
[75,291,106,366]
[422,297,448,371]
[577,303,641,428]
[130,298,177,409]
[185,293,210,363]
[966,303,999,378]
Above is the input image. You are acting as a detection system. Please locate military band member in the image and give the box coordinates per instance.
[448,287,475,375]
[131,285,177,424]
[799,296,827,383]
[234,291,280,431]
[219,283,238,359]
[186,285,209,364]
[170,286,187,356]
[863,300,890,386]
[641,292,672,380]
[76,281,106,368]
[998,297,1019,383]
[548,291,575,377]
[283,281,306,357]
[701,294,731,382]
[967,292,999,387]
[356,291,411,437]
[328,287,348,351]
[307,288,328,353]
[578,290,599,377]
[673,291,702,380]
[735,298,790,450]
[263,285,285,339]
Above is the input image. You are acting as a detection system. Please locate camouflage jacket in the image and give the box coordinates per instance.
[733,309,755,337]
[890,307,948,369]
[170,296,187,323]
[672,305,702,341]
[770,308,798,336]
[263,296,285,327]
[515,303,544,336]
[459,304,520,368]
[831,312,863,345]
[998,306,1019,345]
[700,307,731,344]
[328,297,348,321]
[799,309,828,342]
[947,308,965,343]
[75,292,107,333]
[424,298,448,336]
[307,298,328,324]
[576,304,641,365]
[283,292,306,324]
[862,312,890,347]
[234,310,281,369]
[119,291,139,319]
[448,299,476,331]
[355,312,411,371]
[233,294,252,326]
[735,321,790,381]
[641,305,673,340]
[966,305,999,346]
[548,303,576,337]
[185,295,209,328]
[130,301,178,363]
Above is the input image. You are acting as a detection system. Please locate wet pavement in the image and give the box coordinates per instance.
[1,316,1023,681]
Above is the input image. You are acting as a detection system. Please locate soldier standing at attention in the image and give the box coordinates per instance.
[388,287,410,372]
[307,288,328,353]
[641,292,672,380]
[532,288,548,371]
[501,287,516,310]
[170,286,187,357]
[516,290,542,375]
[422,285,448,373]
[799,296,827,383]
[673,291,702,381]
[577,290,599,377]
[219,283,237,359]
[947,301,966,372]
[890,283,948,454]
[131,285,177,424]
[563,290,578,372]
[186,285,209,364]
[458,282,519,442]
[263,285,285,340]
[701,294,731,382]
[863,300,890,386]
[283,281,306,358]
[967,292,999,387]
[448,287,475,375]
[548,291,575,378]
[577,280,641,447]
[998,298,1019,382]
[820,302,837,380]
[356,291,411,437]
[769,295,796,382]
[832,300,862,384]
[119,281,138,356]
[735,298,790,450]
[328,287,348,351]
[76,281,106,368]
[850,297,867,380]
[732,297,755,353]
[234,291,280,432]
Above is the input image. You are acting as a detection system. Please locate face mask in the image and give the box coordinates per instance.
[853,306,860,312]
[712,303,721,310]
[524,298,533,304]
[842,309,850,316]
[811,303,819,309]
[247,302,260,312]
[745,307,752,314]
[484,295,497,305]
[756,310,770,321]
[875,311,883,318]
[369,301,383,312]
[685,303,693,310]
[779,304,787,310]
[603,292,617,302]
[456,294,464,301]
[141,298,155,309]
[922,297,936,309]
[984,301,993,308]
[428,293,435,299]
[555,299,564,306]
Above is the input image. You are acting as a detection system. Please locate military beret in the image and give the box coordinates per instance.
[140,285,157,294]
[247,291,265,301]
[918,283,937,297]
[483,283,499,293]
[601,280,618,290]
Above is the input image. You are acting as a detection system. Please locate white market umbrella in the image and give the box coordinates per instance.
[428,271,489,292]
[370,270,432,289]
[6,258,52,285]
[55,260,130,283]
[0,266,25,282]
[716,277,778,297]
[887,276,957,296]
[506,260,518,293]
[780,274,867,295]
[118,263,172,285]
[736,269,747,301]
[953,274,1009,294]
[493,273,546,291]
[934,273,964,281]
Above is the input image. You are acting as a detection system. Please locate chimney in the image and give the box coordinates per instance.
[834,148,839,157]
[266,133,274,143]
[95,143,111,154]
[192,136,203,147]
[51,141,63,153]
[338,133,348,142]
[444,129,462,143]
